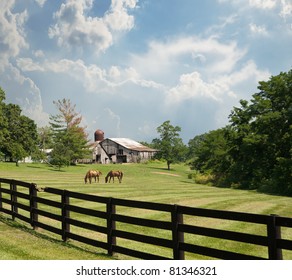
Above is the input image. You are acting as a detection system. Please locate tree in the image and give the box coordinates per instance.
[152,120,186,170]
[0,88,8,159]
[38,126,53,150]
[0,91,39,165]
[227,70,292,193]
[49,98,90,167]
[189,128,231,185]
[188,69,292,195]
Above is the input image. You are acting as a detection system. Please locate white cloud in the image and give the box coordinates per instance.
[166,60,270,107]
[34,0,47,7]
[249,23,269,36]
[48,0,113,53]
[131,36,247,84]
[17,56,165,95]
[48,0,138,54]
[0,1,50,128]
[17,57,45,72]
[218,60,270,91]
[104,0,138,31]
[166,71,234,104]
[249,0,277,9]
[279,0,292,21]
[1,63,50,127]
[0,0,28,67]
[33,50,45,58]
[219,0,292,24]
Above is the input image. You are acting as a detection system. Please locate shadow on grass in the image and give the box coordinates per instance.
[26,165,43,169]
[145,165,172,171]
[0,215,114,260]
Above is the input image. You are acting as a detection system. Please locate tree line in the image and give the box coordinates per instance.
[0,92,90,168]
[151,69,292,196]
[0,69,291,195]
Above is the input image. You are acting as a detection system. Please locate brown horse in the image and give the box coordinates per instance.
[84,170,102,184]
[105,170,123,183]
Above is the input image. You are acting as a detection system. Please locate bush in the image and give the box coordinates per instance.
[189,171,215,185]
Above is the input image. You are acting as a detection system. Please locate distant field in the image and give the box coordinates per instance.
[1,161,292,259]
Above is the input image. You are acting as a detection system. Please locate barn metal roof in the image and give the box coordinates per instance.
[107,138,157,152]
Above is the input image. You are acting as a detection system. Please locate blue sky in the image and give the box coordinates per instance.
[1,0,292,143]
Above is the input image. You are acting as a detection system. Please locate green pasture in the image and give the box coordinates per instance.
[1,161,292,260]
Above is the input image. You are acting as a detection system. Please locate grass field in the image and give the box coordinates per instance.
[1,161,292,260]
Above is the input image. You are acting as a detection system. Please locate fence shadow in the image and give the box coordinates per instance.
[0,215,113,260]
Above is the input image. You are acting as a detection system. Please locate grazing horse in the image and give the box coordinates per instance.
[105,170,123,183]
[84,170,102,184]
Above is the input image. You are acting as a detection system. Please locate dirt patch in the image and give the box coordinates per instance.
[152,172,181,177]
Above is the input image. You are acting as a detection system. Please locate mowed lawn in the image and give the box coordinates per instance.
[1,161,292,259]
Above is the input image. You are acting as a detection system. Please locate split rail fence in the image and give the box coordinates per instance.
[1,178,292,259]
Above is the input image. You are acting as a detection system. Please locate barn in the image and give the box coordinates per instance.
[92,129,157,164]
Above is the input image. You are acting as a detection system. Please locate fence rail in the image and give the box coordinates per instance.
[1,178,292,260]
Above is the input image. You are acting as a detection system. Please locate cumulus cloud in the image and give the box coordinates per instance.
[279,0,292,21]
[248,0,277,9]
[34,0,47,7]
[0,0,28,67]
[249,23,269,36]
[48,0,138,54]
[165,60,270,108]
[131,35,247,84]
[166,71,234,104]
[48,0,112,53]
[1,63,50,127]
[17,57,165,95]
[104,0,138,31]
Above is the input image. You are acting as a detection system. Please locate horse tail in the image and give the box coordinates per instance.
[119,171,123,183]
[105,175,108,183]
[84,175,87,184]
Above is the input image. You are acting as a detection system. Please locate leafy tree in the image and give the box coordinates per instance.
[189,128,230,183]
[38,126,53,150]
[50,142,71,170]
[0,88,8,156]
[188,69,292,195]
[49,98,90,167]
[187,134,206,163]
[227,70,292,193]
[152,120,186,170]
[0,94,38,165]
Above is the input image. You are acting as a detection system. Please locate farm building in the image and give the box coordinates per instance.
[92,129,157,164]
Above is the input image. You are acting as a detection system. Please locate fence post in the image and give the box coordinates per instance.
[267,214,283,260]
[10,181,18,221]
[0,182,2,210]
[107,197,116,256]
[172,204,184,260]
[29,183,38,230]
[62,190,70,242]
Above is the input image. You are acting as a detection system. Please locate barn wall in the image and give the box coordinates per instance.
[93,139,156,164]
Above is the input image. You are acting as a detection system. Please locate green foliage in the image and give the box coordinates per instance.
[49,99,90,168]
[38,126,53,150]
[0,88,39,165]
[152,120,187,170]
[189,69,292,195]
[227,70,292,194]
[189,129,229,173]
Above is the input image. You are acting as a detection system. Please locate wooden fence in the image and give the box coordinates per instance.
[1,178,292,260]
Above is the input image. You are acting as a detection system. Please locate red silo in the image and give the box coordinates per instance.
[94,129,104,142]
